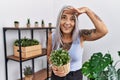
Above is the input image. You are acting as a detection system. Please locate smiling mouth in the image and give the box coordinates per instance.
[63,26,71,30]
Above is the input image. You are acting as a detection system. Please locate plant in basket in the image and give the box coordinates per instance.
[50,48,71,76]
[24,66,33,80]
[13,37,42,58]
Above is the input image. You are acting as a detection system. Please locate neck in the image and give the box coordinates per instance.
[62,34,72,43]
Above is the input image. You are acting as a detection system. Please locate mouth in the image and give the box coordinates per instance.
[63,26,71,30]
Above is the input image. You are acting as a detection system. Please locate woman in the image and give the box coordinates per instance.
[47,6,108,80]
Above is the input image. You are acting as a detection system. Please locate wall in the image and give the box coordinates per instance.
[0,0,120,80]
[0,0,54,80]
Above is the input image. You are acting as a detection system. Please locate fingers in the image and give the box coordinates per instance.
[53,70,67,77]
[64,7,82,16]
[52,66,67,77]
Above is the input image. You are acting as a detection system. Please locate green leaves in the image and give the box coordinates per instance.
[14,37,39,47]
[50,48,70,66]
[24,66,33,76]
[82,52,113,79]
[118,51,120,57]
[117,69,120,80]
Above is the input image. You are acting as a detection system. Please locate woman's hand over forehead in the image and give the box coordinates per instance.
[64,6,88,16]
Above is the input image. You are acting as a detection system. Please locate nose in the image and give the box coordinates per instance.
[65,19,71,26]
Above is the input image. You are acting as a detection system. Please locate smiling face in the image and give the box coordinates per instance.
[60,10,76,35]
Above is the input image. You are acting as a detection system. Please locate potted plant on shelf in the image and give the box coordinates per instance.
[13,37,42,58]
[14,21,19,28]
[50,48,71,77]
[41,20,45,28]
[34,21,39,27]
[24,66,33,80]
[81,51,120,80]
[27,18,30,28]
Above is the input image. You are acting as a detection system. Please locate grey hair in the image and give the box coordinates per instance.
[53,5,79,50]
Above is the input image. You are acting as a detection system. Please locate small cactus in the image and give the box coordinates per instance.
[41,20,45,27]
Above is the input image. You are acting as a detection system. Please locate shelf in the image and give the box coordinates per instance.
[7,48,47,62]
[3,27,55,80]
[18,68,51,80]
[32,68,51,80]
[3,27,55,30]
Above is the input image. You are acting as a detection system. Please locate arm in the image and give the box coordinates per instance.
[79,7,108,41]
[47,33,66,77]
[47,33,52,63]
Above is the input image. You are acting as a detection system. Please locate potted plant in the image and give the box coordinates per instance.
[34,21,39,27]
[27,18,30,28]
[41,20,45,28]
[81,51,120,80]
[14,21,19,28]
[13,37,42,58]
[24,66,33,80]
[50,48,70,76]
[48,23,52,27]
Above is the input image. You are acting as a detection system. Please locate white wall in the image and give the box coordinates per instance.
[0,0,120,80]
[0,0,54,80]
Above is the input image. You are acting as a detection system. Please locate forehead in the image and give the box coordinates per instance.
[62,10,73,16]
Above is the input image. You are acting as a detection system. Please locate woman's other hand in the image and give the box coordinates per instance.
[52,65,67,77]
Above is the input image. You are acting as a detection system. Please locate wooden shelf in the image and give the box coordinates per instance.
[3,27,55,30]
[33,68,51,80]
[7,48,47,62]
[18,68,51,80]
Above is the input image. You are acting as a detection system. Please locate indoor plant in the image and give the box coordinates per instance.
[27,18,30,28]
[13,37,42,58]
[50,48,70,76]
[24,66,33,80]
[81,51,120,80]
[41,20,45,28]
[14,21,19,28]
[34,21,39,27]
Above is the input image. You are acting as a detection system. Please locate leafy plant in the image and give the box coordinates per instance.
[14,37,39,47]
[81,51,120,80]
[24,66,33,76]
[50,48,70,66]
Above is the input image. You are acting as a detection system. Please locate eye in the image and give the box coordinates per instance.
[61,15,66,19]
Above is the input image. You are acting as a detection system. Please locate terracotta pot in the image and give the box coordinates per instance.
[25,75,33,80]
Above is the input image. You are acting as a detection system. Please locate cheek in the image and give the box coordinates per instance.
[72,21,75,26]
[60,20,64,26]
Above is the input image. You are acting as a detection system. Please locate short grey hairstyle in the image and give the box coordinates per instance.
[53,5,80,50]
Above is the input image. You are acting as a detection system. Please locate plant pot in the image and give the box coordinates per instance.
[25,75,33,80]
[27,24,30,28]
[13,45,42,58]
[53,62,70,76]
[14,21,19,28]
